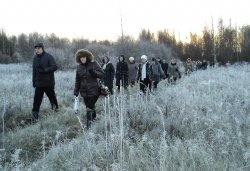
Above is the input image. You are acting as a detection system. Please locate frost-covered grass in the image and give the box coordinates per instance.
[0,63,249,171]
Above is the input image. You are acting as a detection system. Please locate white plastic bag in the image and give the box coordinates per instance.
[74,96,79,114]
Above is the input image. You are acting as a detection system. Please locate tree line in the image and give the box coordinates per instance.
[1,18,250,68]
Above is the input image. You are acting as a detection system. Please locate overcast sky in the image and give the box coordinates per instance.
[0,0,249,41]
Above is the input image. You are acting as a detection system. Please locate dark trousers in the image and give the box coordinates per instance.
[83,96,99,110]
[116,75,128,91]
[151,81,159,90]
[168,77,177,84]
[139,79,151,94]
[84,96,99,128]
[108,86,113,95]
[32,87,58,112]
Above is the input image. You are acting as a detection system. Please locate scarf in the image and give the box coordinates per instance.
[102,61,110,70]
[141,63,146,80]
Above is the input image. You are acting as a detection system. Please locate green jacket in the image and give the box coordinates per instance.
[168,63,181,78]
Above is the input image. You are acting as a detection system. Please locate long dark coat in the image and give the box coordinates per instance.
[116,61,129,86]
[102,62,115,89]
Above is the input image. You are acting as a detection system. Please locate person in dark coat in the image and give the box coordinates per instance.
[161,59,169,78]
[32,42,58,121]
[101,56,115,94]
[115,55,129,92]
[157,57,168,79]
[151,58,166,91]
[137,55,152,94]
[74,49,104,129]
[200,59,208,70]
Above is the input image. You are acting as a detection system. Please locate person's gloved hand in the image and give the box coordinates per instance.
[38,67,48,73]
[37,68,45,73]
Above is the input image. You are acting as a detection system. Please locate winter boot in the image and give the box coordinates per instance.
[32,111,39,123]
[52,103,59,112]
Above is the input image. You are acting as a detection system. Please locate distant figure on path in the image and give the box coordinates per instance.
[168,58,181,84]
[151,57,166,91]
[101,56,115,94]
[185,58,193,75]
[137,55,152,94]
[127,57,138,87]
[116,55,129,92]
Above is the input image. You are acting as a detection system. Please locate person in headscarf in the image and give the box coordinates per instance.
[127,56,139,87]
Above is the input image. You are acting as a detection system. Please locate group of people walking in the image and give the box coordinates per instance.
[31,43,184,129]
[32,44,104,129]
[102,54,184,94]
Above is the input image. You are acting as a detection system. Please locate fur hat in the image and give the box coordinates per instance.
[129,57,134,61]
[75,49,94,63]
[141,55,147,60]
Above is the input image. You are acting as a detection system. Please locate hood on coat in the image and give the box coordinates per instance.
[75,49,94,64]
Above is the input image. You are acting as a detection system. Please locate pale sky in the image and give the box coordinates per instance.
[0,0,249,41]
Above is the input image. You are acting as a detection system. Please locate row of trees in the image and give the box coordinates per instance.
[1,19,250,67]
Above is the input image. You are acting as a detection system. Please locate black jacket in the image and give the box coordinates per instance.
[137,62,152,81]
[161,63,169,76]
[74,61,104,98]
[116,61,129,86]
[116,61,128,79]
[32,51,57,87]
[102,62,115,88]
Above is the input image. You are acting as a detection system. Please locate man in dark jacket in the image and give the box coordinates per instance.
[32,42,58,121]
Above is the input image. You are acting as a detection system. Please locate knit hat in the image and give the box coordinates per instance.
[141,55,147,60]
[129,57,134,61]
[34,42,44,49]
